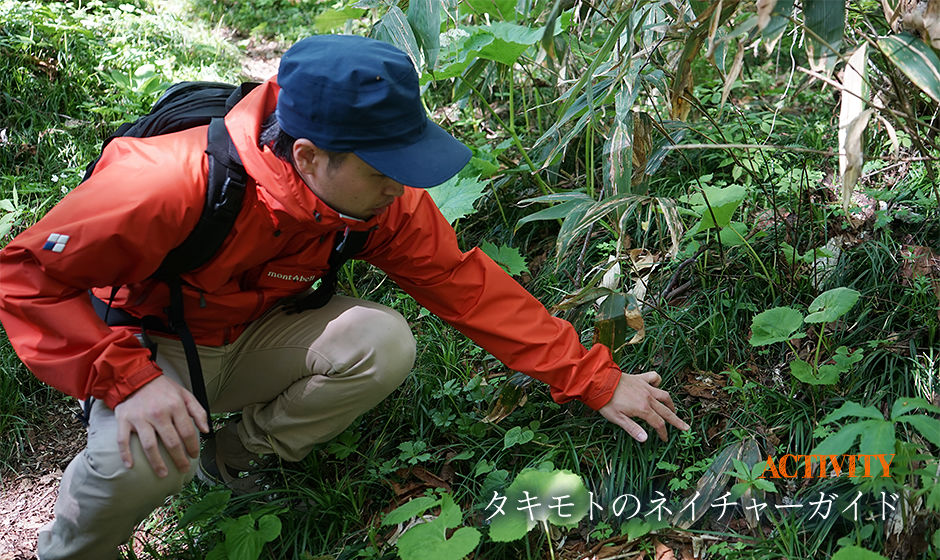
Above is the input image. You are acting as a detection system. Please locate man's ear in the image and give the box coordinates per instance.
[292,138,320,175]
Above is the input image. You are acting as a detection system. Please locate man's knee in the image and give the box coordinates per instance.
[360,305,416,387]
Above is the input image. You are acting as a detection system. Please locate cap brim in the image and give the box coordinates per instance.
[355,122,472,189]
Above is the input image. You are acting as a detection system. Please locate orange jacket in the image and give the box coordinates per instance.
[0,80,621,412]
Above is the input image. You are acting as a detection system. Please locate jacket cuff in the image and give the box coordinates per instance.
[102,362,163,410]
[579,367,622,410]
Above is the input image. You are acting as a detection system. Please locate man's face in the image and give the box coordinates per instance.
[299,145,405,220]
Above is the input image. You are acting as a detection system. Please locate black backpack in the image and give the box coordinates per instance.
[84,81,369,434]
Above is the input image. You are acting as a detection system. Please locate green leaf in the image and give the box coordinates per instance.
[622,517,652,540]
[372,7,421,71]
[859,421,896,456]
[749,306,804,346]
[488,469,589,541]
[831,346,864,370]
[804,287,860,323]
[383,496,440,526]
[480,241,529,276]
[879,32,940,104]
[897,415,940,447]
[791,359,837,385]
[314,8,367,32]
[177,489,231,528]
[813,364,842,385]
[222,514,282,560]
[804,0,844,74]
[396,513,481,560]
[427,174,487,224]
[831,546,887,560]
[891,397,940,420]
[821,401,884,424]
[718,222,749,246]
[812,420,881,456]
[685,184,747,233]
[516,196,593,228]
[408,0,441,70]
[461,0,516,21]
[503,426,534,448]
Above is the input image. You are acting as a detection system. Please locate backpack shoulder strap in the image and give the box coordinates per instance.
[150,117,248,280]
[285,228,371,314]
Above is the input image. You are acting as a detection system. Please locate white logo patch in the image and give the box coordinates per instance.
[42,233,69,253]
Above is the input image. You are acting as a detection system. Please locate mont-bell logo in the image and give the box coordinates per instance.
[42,233,69,253]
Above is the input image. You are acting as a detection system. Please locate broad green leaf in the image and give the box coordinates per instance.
[383,496,440,526]
[438,491,464,528]
[488,468,589,541]
[684,184,747,233]
[178,489,231,528]
[223,514,282,560]
[372,7,421,72]
[408,0,441,70]
[0,214,16,239]
[811,420,880,456]
[396,510,481,560]
[891,396,940,420]
[718,222,749,246]
[480,241,529,276]
[804,287,860,323]
[503,426,534,448]
[313,8,368,32]
[461,0,516,21]
[831,546,887,560]
[749,306,804,346]
[205,543,227,560]
[622,517,652,540]
[831,346,864,370]
[804,0,844,74]
[787,359,812,383]
[859,421,896,455]
[897,415,940,447]
[791,359,838,385]
[821,401,883,424]
[427,175,487,224]
[814,364,842,385]
[879,32,940,103]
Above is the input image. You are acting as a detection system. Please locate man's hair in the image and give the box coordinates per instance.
[259,113,348,173]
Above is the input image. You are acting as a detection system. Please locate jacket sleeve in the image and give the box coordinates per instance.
[361,190,621,410]
[0,130,208,410]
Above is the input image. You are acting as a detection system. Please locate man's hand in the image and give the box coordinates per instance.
[598,371,689,443]
[114,375,210,478]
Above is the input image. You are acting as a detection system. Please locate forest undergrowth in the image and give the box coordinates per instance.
[1,0,939,559]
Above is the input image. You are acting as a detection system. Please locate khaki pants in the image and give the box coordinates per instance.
[37,296,416,560]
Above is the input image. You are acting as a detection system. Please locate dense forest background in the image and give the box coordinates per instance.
[1,0,939,558]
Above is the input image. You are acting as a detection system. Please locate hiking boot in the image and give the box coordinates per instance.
[197,419,277,496]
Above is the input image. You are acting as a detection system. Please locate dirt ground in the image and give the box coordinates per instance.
[0,400,86,560]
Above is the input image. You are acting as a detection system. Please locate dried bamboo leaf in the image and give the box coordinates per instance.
[839,45,869,183]
[842,109,874,219]
[903,0,940,49]
[720,39,746,113]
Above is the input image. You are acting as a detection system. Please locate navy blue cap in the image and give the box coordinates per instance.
[276,35,471,188]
